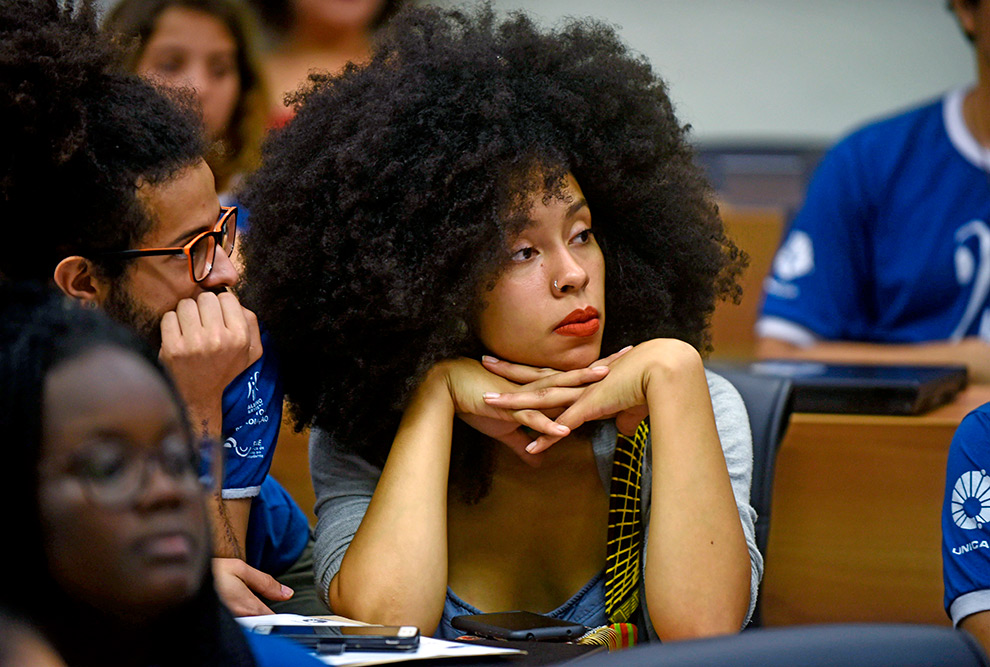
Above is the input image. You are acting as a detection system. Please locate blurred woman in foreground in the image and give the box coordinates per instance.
[0,285,321,666]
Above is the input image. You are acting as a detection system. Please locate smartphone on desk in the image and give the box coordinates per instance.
[451,611,586,641]
[251,625,420,653]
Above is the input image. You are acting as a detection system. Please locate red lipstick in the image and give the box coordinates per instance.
[554,307,600,337]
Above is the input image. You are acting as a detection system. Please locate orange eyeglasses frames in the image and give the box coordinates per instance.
[99,206,237,283]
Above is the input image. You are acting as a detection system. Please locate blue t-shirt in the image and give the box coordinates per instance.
[245,478,310,576]
[222,328,309,575]
[943,403,990,625]
[758,89,990,345]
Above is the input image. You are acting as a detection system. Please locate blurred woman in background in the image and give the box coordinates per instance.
[248,0,404,124]
[104,0,268,212]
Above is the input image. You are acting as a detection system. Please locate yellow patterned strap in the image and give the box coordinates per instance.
[604,420,649,631]
[577,623,639,649]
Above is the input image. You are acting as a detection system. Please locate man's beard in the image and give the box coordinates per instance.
[102,283,163,352]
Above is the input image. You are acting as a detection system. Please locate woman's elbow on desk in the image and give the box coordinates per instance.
[649,593,750,643]
[646,560,751,642]
[328,573,444,636]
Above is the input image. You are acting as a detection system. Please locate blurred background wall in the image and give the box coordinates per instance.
[425,0,973,146]
[417,1,974,212]
[94,0,972,145]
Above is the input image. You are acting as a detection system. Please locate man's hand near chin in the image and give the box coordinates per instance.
[159,290,262,440]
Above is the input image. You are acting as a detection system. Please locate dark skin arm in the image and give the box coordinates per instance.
[161,292,292,615]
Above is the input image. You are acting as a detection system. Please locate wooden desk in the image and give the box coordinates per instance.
[709,205,785,361]
[761,384,990,626]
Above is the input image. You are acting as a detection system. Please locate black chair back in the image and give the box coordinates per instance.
[575,624,988,667]
[708,365,794,626]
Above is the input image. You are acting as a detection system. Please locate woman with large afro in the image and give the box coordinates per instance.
[242,3,759,643]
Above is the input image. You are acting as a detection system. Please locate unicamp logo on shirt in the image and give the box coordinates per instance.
[953,540,990,556]
[951,470,990,529]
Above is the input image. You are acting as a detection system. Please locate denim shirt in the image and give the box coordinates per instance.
[436,570,606,640]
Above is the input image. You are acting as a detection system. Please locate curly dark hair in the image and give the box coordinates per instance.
[242,4,744,494]
[0,0,205,283]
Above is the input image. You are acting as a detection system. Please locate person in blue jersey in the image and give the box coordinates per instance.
[756,0,990,382]
[943,403,990,655]
[0,284,322,667]
[0,0,317,616]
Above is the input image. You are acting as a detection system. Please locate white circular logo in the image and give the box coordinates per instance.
[952,470,990,529]
[773,230,814,282]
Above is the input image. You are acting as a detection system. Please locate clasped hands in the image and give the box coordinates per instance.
[443,340,690,464]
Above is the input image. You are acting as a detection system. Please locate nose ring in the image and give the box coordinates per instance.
[554,280,560,292]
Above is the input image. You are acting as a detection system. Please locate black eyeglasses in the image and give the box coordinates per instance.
[46,437,218,508]
[100,206,237,282]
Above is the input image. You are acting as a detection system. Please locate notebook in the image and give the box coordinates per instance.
[708,360,968,416]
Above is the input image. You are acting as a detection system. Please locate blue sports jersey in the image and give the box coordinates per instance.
[245,477,311,576]
[222,328,283,497]
[942,403,990,625]
[758,89,990,345]
[222,328,309,574]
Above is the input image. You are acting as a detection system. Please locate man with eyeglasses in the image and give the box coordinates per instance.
[1,1,319,619]
[50,161,319,617]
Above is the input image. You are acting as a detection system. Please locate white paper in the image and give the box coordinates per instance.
[315,636,522,666]
[238,613,365,629]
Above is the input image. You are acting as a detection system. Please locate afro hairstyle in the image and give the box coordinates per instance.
[242,3,745,495]
[0,0,206,283]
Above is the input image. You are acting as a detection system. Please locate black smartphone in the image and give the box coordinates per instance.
[251,625,420,653]
[451,611,586,641]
